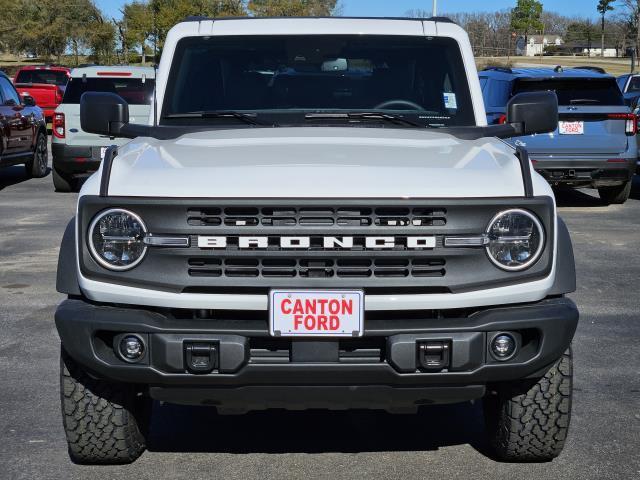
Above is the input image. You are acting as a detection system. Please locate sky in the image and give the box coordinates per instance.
[96,0,603,21]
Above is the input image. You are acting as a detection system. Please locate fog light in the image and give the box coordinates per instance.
[119,335,144,362]
[491,333,516,360]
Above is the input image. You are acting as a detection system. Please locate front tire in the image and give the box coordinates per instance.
[483,348,573,462]
[25,131,48,178]
[598,180,632,205]
[60,348,150,464]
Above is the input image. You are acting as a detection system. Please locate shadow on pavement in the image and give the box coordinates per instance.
[147,401,488,455]
[553,186,603,208]
[0,165,49,191]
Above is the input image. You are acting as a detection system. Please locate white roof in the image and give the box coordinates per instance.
[69,65,155,79]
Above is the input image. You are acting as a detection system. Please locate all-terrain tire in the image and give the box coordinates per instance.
[60,347,150,464]
[598,180,632,205]
[483,348,573,462]
[25,130,48,178]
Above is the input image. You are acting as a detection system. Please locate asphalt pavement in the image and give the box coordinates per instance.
[0,145,639,479]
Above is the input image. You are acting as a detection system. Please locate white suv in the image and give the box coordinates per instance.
[51,66,155,191]
[55,17,578,464]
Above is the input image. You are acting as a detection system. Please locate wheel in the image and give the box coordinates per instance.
[483,348,573,462]
[52,167,75,192]
[60,347,150,464]
[598,180,632,205]
[25,130,48,178]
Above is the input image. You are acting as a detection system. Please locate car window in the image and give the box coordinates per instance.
[15,69,68,86]
[162,35,476,127]
[626,76,640,92]
[0,77,20,105]
[513,78,624,105]
[62,77,155,105]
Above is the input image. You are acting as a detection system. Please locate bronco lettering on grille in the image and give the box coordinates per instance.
[197,236,436,250]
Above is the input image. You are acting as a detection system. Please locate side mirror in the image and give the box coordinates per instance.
[80,92,129,137]
[22,94,36,107]
[506,91,558,136]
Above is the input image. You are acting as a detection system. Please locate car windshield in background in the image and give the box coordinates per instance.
[513,78,624,106]
[63,77,155,105]
[15,69,68,86]
[161,35,475,127]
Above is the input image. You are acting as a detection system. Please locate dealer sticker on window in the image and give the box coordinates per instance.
[443,92,458,109]
[269,290,364,337]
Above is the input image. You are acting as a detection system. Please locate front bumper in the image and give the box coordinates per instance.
[51,143,102,176]
[56,297,578,410]
[531,157,636,187]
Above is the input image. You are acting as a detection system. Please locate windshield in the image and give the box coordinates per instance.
[513,78,624,106]
[63,77,155,105]
[161,35,475,127]
[15,69,68,86]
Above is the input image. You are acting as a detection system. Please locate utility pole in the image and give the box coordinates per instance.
[432,0,437,17]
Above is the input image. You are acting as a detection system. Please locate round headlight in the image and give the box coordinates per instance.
[485,209,544,271]
[88,209,147,271]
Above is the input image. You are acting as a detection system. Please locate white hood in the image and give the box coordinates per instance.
[97,127,527,198]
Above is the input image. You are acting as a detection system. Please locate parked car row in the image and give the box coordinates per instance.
[479,65,638,204]
[0,64,155,191]
[0,60,638,201]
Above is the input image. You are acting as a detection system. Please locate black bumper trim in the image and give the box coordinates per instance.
[51,142,102,174]
[55,297,578,391]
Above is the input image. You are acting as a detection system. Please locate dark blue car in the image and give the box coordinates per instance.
[479,66,637,204]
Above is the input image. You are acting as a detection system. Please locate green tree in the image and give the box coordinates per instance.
[122,1,154,64]
[510,0,543,45]
[566,20,598,56]
[597,0,615,57]
[247,0,338,16]
[149,0,246,53]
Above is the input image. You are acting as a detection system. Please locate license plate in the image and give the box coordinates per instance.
[269,290,364,337]
[559,121,584,135]
[100,147,108,160]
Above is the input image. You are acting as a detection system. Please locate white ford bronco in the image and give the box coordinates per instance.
[55,16,578,464]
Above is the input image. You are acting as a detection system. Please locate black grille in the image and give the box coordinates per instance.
[188,257,446,279]
[187,206,446,228]
[78,196,555,295]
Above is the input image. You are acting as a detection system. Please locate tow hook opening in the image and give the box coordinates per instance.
[185,342,219,374]
[417,341,451,372]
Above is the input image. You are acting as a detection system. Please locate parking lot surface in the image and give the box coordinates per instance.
[1,150,639,479]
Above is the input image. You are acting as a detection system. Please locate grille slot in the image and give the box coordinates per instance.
[187,205,447,228]
[187,257,446,278]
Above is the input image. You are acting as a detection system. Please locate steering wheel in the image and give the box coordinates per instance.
[374,99,424,110]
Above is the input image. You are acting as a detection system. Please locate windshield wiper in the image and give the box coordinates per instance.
[305,112,426,128]
[163,111,273,126]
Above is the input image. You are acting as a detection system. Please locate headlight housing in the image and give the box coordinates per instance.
[88,209,147,271]
[485,209,544,271]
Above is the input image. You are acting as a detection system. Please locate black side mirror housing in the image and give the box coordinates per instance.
[80,92,129,137]
[22,94,36,107]
[506,91,558,136]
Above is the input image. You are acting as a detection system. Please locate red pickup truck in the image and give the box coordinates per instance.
[13,66,71,123]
